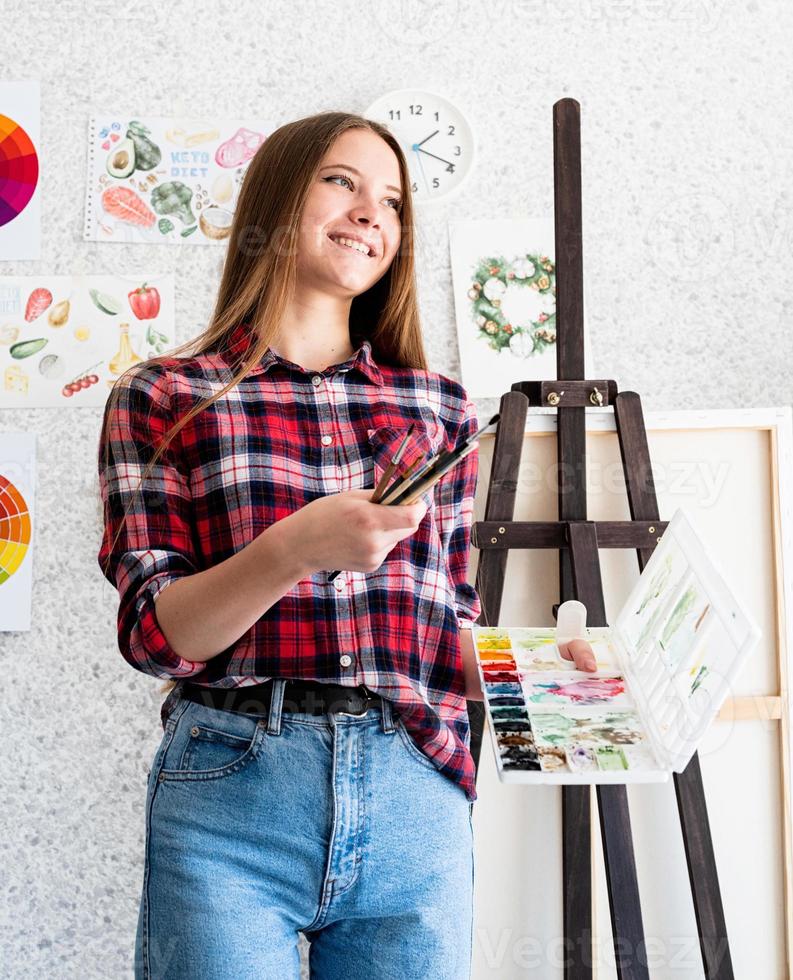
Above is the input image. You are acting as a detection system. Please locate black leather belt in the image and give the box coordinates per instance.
[180,678,383,717]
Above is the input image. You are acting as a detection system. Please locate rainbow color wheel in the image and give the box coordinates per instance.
[0,474,31,585]
[0,113,39,228]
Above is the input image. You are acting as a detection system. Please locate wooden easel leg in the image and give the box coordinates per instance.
[614,392,734,979]
[563,785,593,978]
[469,391,529,779]
[568,521,649,980]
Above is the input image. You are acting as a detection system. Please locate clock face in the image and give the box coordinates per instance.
[363,89,475,203]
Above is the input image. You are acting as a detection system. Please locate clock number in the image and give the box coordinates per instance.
[445,163,455,173]
[411,181,418,192]
[409,104,423,115]
[434,111,439,121]
[454,145,461,156]
[433,177,439,189]
[447,125,455,136]
[388,109,401,121]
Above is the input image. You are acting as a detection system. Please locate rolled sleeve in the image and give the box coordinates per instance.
[97,364,207,680]
[433,392,482,629]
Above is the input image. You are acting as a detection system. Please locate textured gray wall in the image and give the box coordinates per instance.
[1,1,790,977]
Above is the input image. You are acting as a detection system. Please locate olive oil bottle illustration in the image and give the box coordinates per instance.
[109,322,142,375]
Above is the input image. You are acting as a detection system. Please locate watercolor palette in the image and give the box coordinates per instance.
[475,507,762,784]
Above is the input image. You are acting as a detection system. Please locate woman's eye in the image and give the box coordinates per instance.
[325,174,354,190]
[325,175,402,212]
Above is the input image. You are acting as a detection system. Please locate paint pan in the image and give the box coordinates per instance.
[496,732,535,748]
[482,670,520,683]
[492,719,532,733]
[538,747,567,772]
[490,706,528,720]
[485,683,523,695]
[565,744,597,773]
[594,745,629,771]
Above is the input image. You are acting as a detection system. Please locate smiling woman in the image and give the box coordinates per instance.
[97,110,479,980]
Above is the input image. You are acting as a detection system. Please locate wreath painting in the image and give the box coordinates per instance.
[467,252,557,357]
[450,219,562,397]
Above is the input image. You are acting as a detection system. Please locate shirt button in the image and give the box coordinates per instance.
[311,375,322,386]
[339,654,352,668]
[321,434,333,445]
[333,576,345,591]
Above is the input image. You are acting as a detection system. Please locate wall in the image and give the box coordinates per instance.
[1,1,791,976]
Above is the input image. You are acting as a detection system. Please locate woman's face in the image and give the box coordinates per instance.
[295,128,404,297]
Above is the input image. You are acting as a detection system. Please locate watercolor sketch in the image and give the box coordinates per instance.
[448,218,597,398]
[0,80,40,261]
[0,432,35,631]
[0,275,174,408]
[84,115,276,245]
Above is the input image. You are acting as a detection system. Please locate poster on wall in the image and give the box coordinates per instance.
[449,218,595,399]
[0,79,40,261]
[83,114,276,245]
[0,432,35,631]
[0,274,175,407]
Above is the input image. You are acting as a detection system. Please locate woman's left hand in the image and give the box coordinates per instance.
[557,638,598,672]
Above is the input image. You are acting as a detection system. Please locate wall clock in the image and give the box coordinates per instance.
[363,89,475,203]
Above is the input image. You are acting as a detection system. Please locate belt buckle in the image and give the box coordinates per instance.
[335,685,375,717]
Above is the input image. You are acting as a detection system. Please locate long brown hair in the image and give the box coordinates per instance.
[99,110,429,694]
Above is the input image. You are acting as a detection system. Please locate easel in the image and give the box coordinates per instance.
[466,99,733,979]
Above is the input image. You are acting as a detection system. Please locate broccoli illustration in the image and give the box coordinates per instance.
[150,181,196,227]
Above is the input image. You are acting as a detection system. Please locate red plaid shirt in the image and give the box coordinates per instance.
[98,321,482,801]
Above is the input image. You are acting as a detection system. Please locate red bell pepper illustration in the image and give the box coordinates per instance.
[128,282,161,320]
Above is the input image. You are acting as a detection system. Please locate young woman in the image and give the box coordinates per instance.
[98,110,597,980]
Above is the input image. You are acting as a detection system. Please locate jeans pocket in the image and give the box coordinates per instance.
[158,705,267,782]
[395,716,441,773]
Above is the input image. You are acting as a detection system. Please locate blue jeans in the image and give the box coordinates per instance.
[135,680,475,979]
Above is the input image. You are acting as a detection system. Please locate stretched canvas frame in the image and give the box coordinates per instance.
[469,406,792,978]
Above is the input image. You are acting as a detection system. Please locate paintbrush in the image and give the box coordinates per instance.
[325,412,499,582]
[326,422,418,582]
[371,422,415,504]
[376,444,446,505]
[385,413,499,506]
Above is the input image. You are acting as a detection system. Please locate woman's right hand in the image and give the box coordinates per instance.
[292,488,428,574]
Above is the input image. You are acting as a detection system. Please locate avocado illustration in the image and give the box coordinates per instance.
[106,137,136,178]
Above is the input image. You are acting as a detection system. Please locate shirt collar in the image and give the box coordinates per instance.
[222,321,384,387]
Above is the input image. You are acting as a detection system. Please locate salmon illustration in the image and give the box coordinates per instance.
[101,186,156,228]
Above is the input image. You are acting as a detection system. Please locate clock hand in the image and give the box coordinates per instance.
[413,147,431,194]
[415,130,439,148]
[415,146,454,168]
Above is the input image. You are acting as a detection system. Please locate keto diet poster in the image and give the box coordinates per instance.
[0,432,35,631]
[449,218,596,399]
[83,114,277,245]
[0,79,41,261]
[0,274,174,407]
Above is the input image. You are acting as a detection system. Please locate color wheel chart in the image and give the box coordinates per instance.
[0,473,31,585]
[0,112,39,228]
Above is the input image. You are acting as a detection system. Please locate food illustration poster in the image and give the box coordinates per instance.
[448,218,595,398]
[0,79,40,260]
[0,275,174,407]
[0,433,35,631]
[83,115,276,245]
